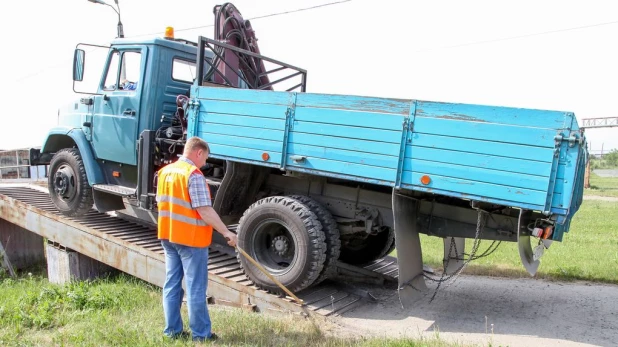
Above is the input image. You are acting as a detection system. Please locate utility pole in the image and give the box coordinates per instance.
[87,0,124,38]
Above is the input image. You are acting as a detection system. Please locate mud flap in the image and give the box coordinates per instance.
[517,209,539,276]
[443,237,465,275]
[93,190,125,213]
[392,191,427,308]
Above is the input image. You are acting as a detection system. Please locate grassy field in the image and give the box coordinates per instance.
[392,175,618,284]
[0,270,455,347]
[416,200,618,283]
[584,172,618,198]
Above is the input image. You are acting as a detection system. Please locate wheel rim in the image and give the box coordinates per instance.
[53,164,77,201]
[250,218,297,275]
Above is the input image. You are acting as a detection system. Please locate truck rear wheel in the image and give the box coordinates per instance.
[339,227,395,265]
[288,195,341,285]
[48,148,94,217]
[236,196,326,294]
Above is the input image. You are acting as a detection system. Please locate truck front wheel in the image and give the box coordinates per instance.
[236,196,326,294]
[48,148,94,217]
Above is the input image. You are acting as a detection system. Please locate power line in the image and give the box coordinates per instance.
[11,46,106,84]
[128,0,352,38]
[414,19,618,53]
[9,1,353,84]
[11,4,616,84]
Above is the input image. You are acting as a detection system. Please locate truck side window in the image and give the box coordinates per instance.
[172,56,213,84]
[103,51,120,91]
[120,51,141,91]
[102,50,141,91]
[172,58,195,84]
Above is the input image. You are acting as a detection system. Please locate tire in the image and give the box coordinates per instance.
[382,236,397,258]
[339,227,395,265]
[48,148,94,217]
[236,196,326,294]
[288,195,341,285]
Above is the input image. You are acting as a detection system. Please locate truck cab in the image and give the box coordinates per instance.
[33,34,210,216]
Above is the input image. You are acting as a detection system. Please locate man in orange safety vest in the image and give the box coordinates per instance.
[156,136,237,342]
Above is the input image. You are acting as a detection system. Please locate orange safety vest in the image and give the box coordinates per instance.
[156,159,213,247]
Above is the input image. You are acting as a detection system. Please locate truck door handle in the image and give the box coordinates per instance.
[123,109,136,116]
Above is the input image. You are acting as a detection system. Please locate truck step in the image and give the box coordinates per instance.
[92,184,136,197]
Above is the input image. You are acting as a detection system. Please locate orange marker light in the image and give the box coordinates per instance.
[420,175,431,185]
[543,226,553,239]
[112,171,121,178]
[262,153,270,161]
[164,27,174,39]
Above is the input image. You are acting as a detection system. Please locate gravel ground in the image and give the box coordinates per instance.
[329,275,618,347]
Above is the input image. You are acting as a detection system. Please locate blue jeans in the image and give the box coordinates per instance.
[161,239,212,340]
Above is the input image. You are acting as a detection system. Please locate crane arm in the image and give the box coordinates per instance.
[212,3,271,90]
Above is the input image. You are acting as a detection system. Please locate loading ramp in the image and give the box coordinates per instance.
[0,183,400,317]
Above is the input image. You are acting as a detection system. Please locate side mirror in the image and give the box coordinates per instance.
[73,49,85,81]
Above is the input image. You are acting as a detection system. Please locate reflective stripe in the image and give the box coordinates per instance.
[159,210,207,226]
[157,195,193,209]
[157,159,213,247]
[161,167,190,175]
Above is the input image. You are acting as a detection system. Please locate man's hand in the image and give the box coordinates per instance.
[224,231,238,247]
[197,206,238,248]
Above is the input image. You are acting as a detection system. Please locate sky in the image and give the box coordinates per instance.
[0,0,616,153]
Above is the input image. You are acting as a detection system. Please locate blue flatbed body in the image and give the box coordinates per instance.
[187,86,587,241]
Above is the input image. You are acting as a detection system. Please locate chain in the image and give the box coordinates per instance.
[397,273,425,308]
[424,207,490,303]
[461,239,501,261]
[456,212,503,261]
[399,199,504,303]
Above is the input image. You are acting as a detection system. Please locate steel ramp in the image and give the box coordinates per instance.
[0,185,398,317]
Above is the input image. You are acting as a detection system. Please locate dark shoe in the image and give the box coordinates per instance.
[192,332,219,342]
[166,331,190,340]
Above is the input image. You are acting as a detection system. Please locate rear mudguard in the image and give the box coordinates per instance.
[392,190,427,307]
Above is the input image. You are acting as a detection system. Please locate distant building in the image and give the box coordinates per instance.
[0,148,47,180]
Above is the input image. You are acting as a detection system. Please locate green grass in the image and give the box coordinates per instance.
[0,271,460,347]
[393,200,618,284]
[585,173,618,198]
[589,156,618,171]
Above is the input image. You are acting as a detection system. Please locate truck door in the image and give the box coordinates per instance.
[91,47,146,166]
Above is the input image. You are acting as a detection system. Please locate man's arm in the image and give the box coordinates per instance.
[187,171,237,247]
[196,206,237,247]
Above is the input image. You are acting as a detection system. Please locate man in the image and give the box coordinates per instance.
[156,136,238,342]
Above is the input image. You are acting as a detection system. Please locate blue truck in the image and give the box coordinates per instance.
[31,3,587,303]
